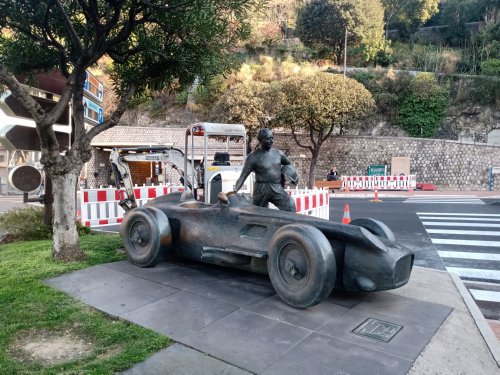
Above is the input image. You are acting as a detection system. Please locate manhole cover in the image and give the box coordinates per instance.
[352,318,403,342]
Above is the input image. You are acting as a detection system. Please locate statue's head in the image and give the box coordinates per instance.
[257,128,273,151]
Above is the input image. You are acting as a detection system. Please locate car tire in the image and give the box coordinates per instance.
[120,206,172,267]
[267,224,336,308]
[350,218,396,243]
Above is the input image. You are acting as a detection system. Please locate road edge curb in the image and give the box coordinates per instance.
[449,272,500,367]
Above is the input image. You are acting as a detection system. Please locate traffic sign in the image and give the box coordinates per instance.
[9,165,42,192]
[368,165,387,176]
[0,89,71,151]
[83,96,104,124]
[84,70,104,103]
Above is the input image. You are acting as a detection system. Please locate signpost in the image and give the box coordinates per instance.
[83,70,104,126]
[84,70,104,102]
[368,165,387,176]
[83,96,104,125]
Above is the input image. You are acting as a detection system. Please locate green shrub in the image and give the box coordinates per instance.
[397,73,449,138]
[145,98,164,118]
[350,69,412,117]
[173,90,188,105]
[469,75,500,105]
[0,206,90,243]
[480,59,500,77]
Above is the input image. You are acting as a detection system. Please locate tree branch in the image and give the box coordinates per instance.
[86,82,137,140]
[0,67,46,123]
[290,127,313,152]
[53,0,83,55]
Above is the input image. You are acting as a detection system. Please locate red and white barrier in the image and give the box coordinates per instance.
[341,175,416,191]
[80,184,185,227]
[288,188,329,220]
[80,185,330,227]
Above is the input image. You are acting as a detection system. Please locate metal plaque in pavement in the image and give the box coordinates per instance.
[352,318,403,342]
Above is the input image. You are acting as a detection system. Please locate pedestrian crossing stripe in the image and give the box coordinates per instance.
[446,267,500,282]
[418,212,500,217]
[427,229,500,236]
[420,216,500,222]
[469,289,500,303]
[406,198,484,204]
[418,211,500,305]
[432,238,500,247]
[437,251,500,261]
[422,222,500,227]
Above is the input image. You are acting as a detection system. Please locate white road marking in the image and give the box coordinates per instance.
[420,216,500,222]
[427,229,500,236]
[406,200,483,204]
[432,238,500,247]
[469,289,500,303]
[437,251,500,261]
[446,267,500,282]
[418,212,500,217]
[422,222,500,228]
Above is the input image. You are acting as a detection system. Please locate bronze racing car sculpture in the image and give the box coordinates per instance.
[120,192,414,308]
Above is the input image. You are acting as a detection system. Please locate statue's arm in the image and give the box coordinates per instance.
[280,150,292,166]
[234,156,254,192]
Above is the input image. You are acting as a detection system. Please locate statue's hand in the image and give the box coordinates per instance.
[217,191,229,204]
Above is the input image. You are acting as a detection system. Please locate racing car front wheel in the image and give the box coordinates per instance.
[120,206,172,267]
[267,224,336,308]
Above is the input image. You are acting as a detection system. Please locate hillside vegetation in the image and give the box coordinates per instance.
[111,0,498,141]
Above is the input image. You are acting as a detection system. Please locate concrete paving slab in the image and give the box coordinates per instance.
[104,260,228,290]
[120,343,251,375]
[44,264,132,295]
[181,309,312,374]
[246,295,348,331]
[44,260,500,374]
[263,332,413,375]
[324,289,371,307]
[44,265,178,316]
[353,292,453,328]
[317,308,447,360]
[188,278,275,307]
[122,291,238,340]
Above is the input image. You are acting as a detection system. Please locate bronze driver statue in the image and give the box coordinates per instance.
[232,128,298,211]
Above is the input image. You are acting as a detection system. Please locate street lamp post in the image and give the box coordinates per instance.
[343,27,348,77]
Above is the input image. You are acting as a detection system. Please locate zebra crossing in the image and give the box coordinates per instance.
[405,196,485,205]
[417,211,500,319]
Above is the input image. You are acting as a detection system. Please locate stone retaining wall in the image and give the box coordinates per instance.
[272,134,500,191]
[88,128,500,191]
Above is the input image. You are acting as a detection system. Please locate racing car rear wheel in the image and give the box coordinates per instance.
[349,218,396,243]
[120,206,172,267]
[267,224,336,308]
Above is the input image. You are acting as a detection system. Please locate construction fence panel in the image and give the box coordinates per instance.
[269,188,330,220]
[341,175,417,191]
[81,185,330,228]
[80,184,185,227]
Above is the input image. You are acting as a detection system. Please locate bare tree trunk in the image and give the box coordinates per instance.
[308,149,320,189]
[43,175,53,226]
[51,172,84,261]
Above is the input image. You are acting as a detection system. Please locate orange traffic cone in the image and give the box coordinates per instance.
[369,188,382,203]
[342,203,351,224]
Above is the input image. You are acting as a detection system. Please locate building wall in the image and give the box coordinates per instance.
[272,134,500,191]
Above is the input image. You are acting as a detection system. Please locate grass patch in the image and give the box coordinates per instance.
[0,234,170,374]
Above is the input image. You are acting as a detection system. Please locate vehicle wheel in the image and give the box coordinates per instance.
[120,206,172,267]
[267,224,336,308]
[350,218,396,243]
